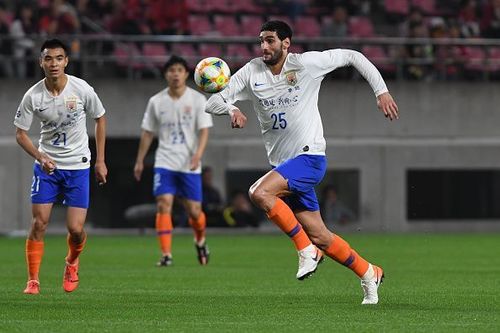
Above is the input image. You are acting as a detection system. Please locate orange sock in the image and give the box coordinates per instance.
[189,211,206,244]
[156,213,172,255]
[66,233,87,264]
[26,239,44,281]
[324,234,369,277]
[267,198,311,251]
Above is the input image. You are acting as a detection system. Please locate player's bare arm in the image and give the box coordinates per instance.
[377,92,399,121]
[134,130,155,181]
[190,128,209,170]
[15,127,56,174]
[94,115,107,185]
[230,109,247,128]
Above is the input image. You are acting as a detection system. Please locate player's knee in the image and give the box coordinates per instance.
[31,216,49,232]
[156,200,172,214]
[248,186,267,207]
[187,205,202,220]
[67,225,84,236]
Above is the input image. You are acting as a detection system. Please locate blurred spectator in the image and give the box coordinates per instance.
[320,185,356,226]
[404,21,433,80]
[39,0,80,35]
[481,0,500,38]
[0,1,13,78]
[399,6,424,37]
[458,0,480,37]
[223,191,260,228]
[321,6,348,38]
[201,166,224,226]
[10,2,37,78]
[76,0,114,32]
[146,0,188,35]
[279,0,308,21]
[107,0,150,35]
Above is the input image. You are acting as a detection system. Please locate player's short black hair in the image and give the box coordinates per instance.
[260,20,293,41]
[40,39,69,56]
[162,55,189,74]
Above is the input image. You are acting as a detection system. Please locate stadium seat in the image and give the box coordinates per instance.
[142,43,168,67]
[113,43,144,74]
[225,44,253,67]
[268,15,294,27]
[348,16,375,38]
[205,0,229,14]
[199,44,224,58]
[361,46,396,74]
[230,1,264,14]
[384,0,410,16]
[463,47,486,72]
[188,15,214,35]
[294,16,321,38]
[214,15,241,36]
[170,43,198,69]
[186,0,205,13]
[411,0,437,15]
[240,15,265,36]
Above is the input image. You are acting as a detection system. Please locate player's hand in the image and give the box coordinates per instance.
[133,161,143,182]
[230,109,247,128]
[190,154,201,171]
[95,160,108,186]
[37,153,56,174]
[377,92,399,121]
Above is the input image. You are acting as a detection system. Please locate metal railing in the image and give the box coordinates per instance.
[2,34,500,80]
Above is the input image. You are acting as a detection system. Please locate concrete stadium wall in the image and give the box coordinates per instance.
[2,78,500,233]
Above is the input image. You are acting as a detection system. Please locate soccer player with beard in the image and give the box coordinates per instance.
[205,21,399,304]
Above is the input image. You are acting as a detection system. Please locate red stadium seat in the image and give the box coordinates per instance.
[384,0,409,16]
[170,43,198,68]
[348,16,375,38]
[199,44,224,58]
[188,15,213,35]
[205,0,229,13]
[487,47,500,72]
[294,16,321,38]
[142,43,168,67]
[225,44,253,67]
[362,46,396,74]
[240,15,264,36]
[463,47,486,72]
[113,43,144,70]
[186,0,205,13]
[229,1,264,14]
[411,0,436,15]
[214,15,241,36]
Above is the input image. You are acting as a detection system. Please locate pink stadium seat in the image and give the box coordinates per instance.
[362,46,396,73]
[225,44,253,67]
[205,0,229,13]
[186,0,205,12]
[486,47,500,72]
[214,15,241,36]
[294,16,321,38]
[269,15,294,27]
[142,43,168,67]
[411,0,436,15]
[463,47,486,72]
[348,16,375,38]
[170,43,198,68]
[113,43,144,70]
[240,15,265,36]
[384,0,409,16]
[188,15,213,35]
[199,44,224,58]
[229,1,264,14]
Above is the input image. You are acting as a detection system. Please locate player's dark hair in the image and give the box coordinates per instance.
[40,39,69,56]
[163,55,189,74]
[260,20,293,41]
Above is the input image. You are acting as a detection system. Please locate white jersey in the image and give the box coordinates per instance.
[207,49,388,166]
[141,87,212,173]
[14,74,106,170]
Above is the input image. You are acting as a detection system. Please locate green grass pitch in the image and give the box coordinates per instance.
[0,233,499,332]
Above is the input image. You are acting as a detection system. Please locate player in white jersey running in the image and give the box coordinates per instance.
[134,55,213,267]
[14,39,108,295]
[206,21,399,304]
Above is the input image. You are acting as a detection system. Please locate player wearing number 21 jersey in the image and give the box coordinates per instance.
[206,20,399,304]
[14,39,107,295]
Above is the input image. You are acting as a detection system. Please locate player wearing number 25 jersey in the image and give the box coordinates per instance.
[206,21,399,304]
[14,39,108,295]
[134,56,213,267]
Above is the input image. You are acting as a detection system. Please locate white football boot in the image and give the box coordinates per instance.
[296,244,324,280]
[361,264,385,304]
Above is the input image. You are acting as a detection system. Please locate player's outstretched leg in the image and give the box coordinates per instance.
[296,244,324,280]
[24,239,44,294]
[156,213,173,267]
[189,211,209,265]
[323,234,384,304]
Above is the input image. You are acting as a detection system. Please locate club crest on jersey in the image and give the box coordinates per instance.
[64,96,78,112]
[183,106,192,114]
[285,71,297,86]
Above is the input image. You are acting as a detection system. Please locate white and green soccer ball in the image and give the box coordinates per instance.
[194,57,231,93]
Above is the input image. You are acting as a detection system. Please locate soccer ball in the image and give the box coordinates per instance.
[194,57,231,93]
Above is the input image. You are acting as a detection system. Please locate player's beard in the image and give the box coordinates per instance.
[263,47,284,66]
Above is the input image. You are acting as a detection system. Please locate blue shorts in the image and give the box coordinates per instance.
[31,164,90,209]
[274,155,327,212]
[153,168,202,202]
